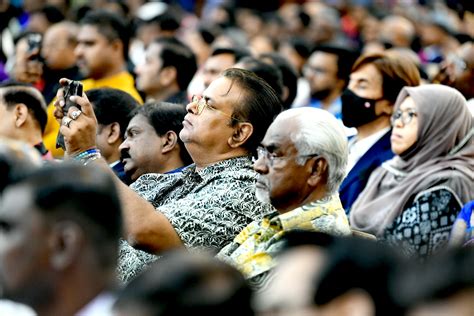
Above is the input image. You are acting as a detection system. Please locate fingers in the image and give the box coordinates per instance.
[69,94,95,118]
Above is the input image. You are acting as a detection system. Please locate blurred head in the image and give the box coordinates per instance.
[254,107,347,213]
[75,10,129,79]
[41,21,78,70]
[87,88,138,163]
[379,15,416,49]
[120,102,191,180]
[304,46,358,101]
[0,164,122,311]
[135,37,197,98]
[180,68,282,164]
[202,47,250,88]
[0,82,47,140]
[449,42,474,100]
[113,251,254,316]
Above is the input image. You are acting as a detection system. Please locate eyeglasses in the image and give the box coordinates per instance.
[302,64,333,76]
[191,95,244,122]
[391,109,418,126]
[255,146,319,167]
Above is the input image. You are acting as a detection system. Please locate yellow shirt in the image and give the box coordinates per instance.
[43,71,143,157]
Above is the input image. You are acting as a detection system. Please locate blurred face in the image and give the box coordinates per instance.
[407,290,474,316]
[119,114,166,181]
[253,118,314,213]
[135,43,164,95]
[0,96,16,139]
[304,51,339,100]
[348,63,384,102]
[75,25,116,79]
[41,26,77,70]
[390,96,418,155]
[202,53,236,88]
[0,185,54,306]
[179,76,241,157]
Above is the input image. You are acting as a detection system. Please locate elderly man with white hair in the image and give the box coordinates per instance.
[217,107,351,288]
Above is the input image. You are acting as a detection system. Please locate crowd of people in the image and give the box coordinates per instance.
[0,0,473,315]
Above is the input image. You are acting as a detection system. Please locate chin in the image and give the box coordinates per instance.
[256,188,271,204]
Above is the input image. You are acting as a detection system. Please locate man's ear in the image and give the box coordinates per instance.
[161,131,178,154]
[228,122,254,148]
[307,156,328,187]
[49,221,84,270]
[110,38,123,56]
[14,103,29,128]
[159,66,177,87]
[107,122,121,144]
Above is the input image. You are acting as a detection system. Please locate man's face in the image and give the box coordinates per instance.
[179,76,241,156]
[202,53,236,88]
[0,185,54,305]
[135,43,164,96]
[253,118,312,213]
[119,114,166,181]
[41,26,77,70]
[75,25,115,79]
[304,51,339,100]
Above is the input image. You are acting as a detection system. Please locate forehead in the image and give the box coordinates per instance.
[350,63,383,85]
[146,42,163,58]
[308,51,337,66]
[205,53,236,70]
[77,25,105,42]
[0,185,35,220]
[262,116,298,147]
[203,76,244,107]
[398,96,416,110]
[128,113,152,129]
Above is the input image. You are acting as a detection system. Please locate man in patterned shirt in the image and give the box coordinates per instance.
[217,107,352,288]
[53,68,282,282]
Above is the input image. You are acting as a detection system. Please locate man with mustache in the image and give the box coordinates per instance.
[217,107,351,289]
[119,102,192,183]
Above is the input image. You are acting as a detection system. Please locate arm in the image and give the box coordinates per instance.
[53,78,183,253]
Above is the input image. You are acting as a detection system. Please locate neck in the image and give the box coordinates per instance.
[159,153,186,173]
[192,149,249,171]
[17,128,43,146]
[356,116,390,140]
[278,186,329,214]
[147,86,180,103]
[320,89,342,110]
[34,268,113,316]
[94,61,126,80]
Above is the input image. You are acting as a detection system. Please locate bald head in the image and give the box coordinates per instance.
[380,15,415,48]
[42,21,79,70]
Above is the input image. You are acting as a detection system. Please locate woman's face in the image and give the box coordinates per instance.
[390,96,419,155]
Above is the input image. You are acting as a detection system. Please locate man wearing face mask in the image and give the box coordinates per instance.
[339,52,420,213]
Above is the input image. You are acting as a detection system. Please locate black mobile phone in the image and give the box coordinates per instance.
[56,80,83,150]
[26,33,42,61]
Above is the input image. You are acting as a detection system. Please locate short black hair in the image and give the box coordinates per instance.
[312,45,359,83]
[86,88,138,139]
[222,68,282,153]
[113,250,254,316]
[80,10,130,60]
[0,82,48,133]
[133,102,192,165]
[153,37,198,91]
[11,163,122,269]
[31,5,65,24]
[260,53,299,110]
[211,46,251,63]
[237,56,284,102]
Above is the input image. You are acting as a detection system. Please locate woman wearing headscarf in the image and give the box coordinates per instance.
[350,84,473,257]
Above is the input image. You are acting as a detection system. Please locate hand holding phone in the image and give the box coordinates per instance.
[56,80,83,150]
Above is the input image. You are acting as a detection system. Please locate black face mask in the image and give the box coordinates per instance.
[341,89,383,128]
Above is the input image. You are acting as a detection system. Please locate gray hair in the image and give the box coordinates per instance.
[275,108,348,194]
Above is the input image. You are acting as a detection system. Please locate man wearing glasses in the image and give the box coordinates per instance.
[53,68,282,282]
[217,107,351,289]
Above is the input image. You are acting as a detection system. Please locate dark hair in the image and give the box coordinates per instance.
[31,5,65,24]
[198,24,221,45]
[286,37,313,59]
[86,88,138,139]
[237,56,284,102]
[153,37,198,90]
[80,10,130,60]
[133,102,192,165]
[143,8,181,32]
[0,82,47,133]
[113,250,254,316]
[12,163,122,269]
[260,52,299,110]
[312,45,359,83]
[352,52,421,104]
[211,46,251,62]
[221,68,282,153]
[312,238,404,316]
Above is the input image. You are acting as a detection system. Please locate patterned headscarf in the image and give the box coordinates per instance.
[350,85,474,236]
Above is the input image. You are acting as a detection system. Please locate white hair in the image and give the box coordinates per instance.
[274,108,348,194]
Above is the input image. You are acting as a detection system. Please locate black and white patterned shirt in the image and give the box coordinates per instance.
[118,156,275,282]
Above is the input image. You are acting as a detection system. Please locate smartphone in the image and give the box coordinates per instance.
[26,33,42,61]
[56,80,83,150]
